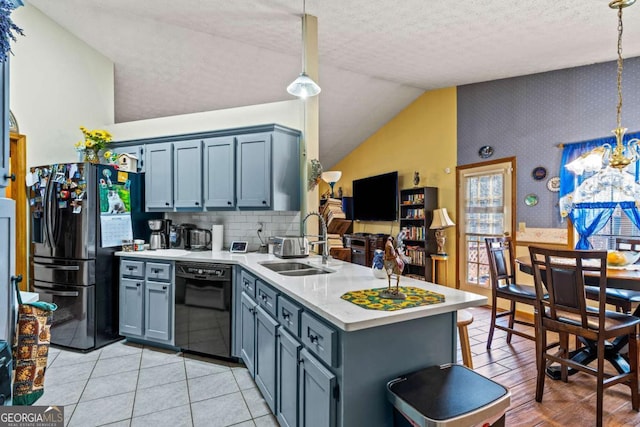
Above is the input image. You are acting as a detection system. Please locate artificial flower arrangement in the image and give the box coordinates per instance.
[74,126,113,163]
[0,0,24,63]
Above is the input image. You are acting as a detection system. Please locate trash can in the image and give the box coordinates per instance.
[387,364,510,427]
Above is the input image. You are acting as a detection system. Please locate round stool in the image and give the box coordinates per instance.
[457,309,474,369]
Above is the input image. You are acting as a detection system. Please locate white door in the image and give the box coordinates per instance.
[456,158,515,293]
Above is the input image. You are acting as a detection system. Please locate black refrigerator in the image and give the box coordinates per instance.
[29,162,160,351]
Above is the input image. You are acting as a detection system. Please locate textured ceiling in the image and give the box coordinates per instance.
[28,0,640,167]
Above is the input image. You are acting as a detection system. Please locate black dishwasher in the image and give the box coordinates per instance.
[174,262,232,359]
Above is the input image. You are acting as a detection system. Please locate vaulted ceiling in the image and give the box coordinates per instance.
[29,0,640,167]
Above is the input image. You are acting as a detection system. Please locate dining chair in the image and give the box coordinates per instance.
[529,246,640,427]
[585,237,640,314]
[485,236,537,349]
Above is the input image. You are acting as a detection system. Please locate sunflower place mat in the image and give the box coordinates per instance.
[341,286,445,311]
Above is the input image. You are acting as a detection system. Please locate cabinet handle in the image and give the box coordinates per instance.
[309,334,319,344]
[248,307,254,314]
[3,173,16,182]
[261,294,267,301]
[282,312,290,321]
[262,200,267,205]
[163,286,167,290]
[165,202,170,206]
[195,202,199,206]
[136,282,141,287]
[227,201,232,205]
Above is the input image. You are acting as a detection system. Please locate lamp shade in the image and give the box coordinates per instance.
[287,72,321,98]
[430,208,455,229]
[321,171,342,184]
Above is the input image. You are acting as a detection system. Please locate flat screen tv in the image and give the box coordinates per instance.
[352,171,398,221]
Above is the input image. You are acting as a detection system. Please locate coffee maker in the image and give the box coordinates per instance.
[148,219,171,250]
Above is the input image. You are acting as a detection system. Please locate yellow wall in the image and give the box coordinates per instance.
[329,87,458,286]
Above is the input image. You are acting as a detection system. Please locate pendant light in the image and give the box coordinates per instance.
[287,0,321,98]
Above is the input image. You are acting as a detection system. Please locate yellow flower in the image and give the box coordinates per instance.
[406,295,421,301]
[104,151,112,159]
[365,291,379,296]
[352,299,369,305]
[85,140,95,148]
[379,299,394,305]
[367,303,384,309]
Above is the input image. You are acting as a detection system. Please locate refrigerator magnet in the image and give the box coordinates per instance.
[124,179,131,190]
[117,171,128,183]
[58,200,68,208]
[73,205,82,214]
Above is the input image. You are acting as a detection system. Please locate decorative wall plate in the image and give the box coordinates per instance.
[478,145,494,159]
[524,193,539,206]
[546,176,560,192]
[532,166,547,181]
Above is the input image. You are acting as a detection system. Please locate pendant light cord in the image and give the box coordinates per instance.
[301,0,307,73]
[616,5,624,130]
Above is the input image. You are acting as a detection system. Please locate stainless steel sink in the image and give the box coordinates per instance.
[259,261,333,276]
[279,268,331,276]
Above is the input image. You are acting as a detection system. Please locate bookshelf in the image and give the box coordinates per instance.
[399,187,438,281]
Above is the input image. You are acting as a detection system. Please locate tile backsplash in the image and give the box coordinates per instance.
[165,211,301,251]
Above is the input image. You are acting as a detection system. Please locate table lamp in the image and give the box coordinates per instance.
[430,208,455,255]
[321,171,342,198]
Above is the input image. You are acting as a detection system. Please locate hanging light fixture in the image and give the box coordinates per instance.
[287,0,321,98]
[566,0,639,175]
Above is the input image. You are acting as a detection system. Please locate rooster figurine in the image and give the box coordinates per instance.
[380,236,407,299]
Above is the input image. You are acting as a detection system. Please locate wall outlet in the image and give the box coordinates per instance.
[257,222,264,233]
[518,222,526,233]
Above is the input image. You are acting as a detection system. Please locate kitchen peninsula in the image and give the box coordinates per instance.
[115,249,486,426]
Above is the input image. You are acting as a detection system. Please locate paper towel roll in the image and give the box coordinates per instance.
[211,224,224,251]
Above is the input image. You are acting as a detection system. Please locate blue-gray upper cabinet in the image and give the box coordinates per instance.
[203,136,235,208]
[0,59,9,189]
[236,133,271,208]
[112,145,145,172]
[236,130,300,210]
[173,139,203,210]
[145,142,174,210]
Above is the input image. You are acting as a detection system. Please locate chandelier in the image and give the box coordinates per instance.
[566,0,639,177]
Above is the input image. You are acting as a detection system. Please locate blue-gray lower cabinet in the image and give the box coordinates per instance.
[119,278,144,337]
[240,291,257,376]
[144,280,172,342]
[255,305,278,413]
[299,348,337,427]
[119,258,174,346]
[277,327,302,427]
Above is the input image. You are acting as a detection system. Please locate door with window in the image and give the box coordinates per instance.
[456,158,515,293]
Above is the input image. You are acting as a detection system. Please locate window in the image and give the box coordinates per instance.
[584,206,640,250]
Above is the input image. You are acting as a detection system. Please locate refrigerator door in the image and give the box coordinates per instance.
[32,281,96,350]
[31,163,97,259]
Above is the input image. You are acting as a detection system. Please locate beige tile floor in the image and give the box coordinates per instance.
[39,341,278,427]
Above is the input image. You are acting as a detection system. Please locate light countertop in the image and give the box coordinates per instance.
[115,249,487,332]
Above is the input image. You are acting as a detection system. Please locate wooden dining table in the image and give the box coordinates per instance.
[516,255,640,378]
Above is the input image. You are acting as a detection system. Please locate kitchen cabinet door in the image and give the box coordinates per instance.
[203,136,235,208]
[119,278,144,337]
[112,145,144,172]
[0,60,8,189]
[255,305,278,413]
[236,132,271,208]
[277,327,302,427]
[299,348,337,427]
[0,198,15,343]
[145,142,173,210]
[144,280,172,342]
[173,139,203,209]
[240,292,257,377]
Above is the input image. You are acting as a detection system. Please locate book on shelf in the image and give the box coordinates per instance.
[322,198,351,235]
[327,233,344,249]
